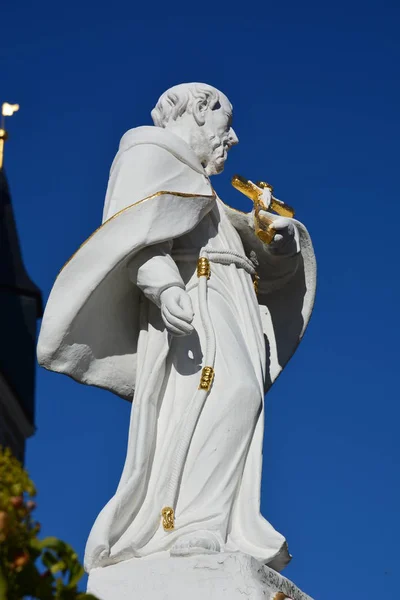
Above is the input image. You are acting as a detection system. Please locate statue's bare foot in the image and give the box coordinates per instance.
[170,530,222,556]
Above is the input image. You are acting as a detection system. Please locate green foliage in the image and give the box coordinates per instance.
[0,447,98,600]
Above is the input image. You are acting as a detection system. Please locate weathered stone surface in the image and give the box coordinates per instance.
[87,552,314,600]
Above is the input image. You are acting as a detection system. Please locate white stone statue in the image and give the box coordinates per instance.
[37,83,316,580]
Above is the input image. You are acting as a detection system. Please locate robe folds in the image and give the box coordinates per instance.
[37,126,316,574]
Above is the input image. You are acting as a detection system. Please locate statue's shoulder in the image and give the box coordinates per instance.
[118,126,172,151]
[117,126,205,175]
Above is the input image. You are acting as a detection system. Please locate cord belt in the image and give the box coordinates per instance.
[172,247,256,275]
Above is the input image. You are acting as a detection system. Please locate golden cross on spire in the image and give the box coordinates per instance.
[0,102,20,169]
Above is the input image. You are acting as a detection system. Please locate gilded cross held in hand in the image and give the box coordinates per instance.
[231,175,295,245]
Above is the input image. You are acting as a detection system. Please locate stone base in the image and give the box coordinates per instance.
[87,552,313,600]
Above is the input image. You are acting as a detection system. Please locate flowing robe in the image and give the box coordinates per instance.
[37,126,316,574]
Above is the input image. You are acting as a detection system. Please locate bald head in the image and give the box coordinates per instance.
[151,83,221,128]
[151,83,238,176]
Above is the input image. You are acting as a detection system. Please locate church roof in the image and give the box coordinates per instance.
[0,166,43,427]
[0,168,42,316]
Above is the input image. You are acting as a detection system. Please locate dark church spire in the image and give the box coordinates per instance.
[0,104,42,461]
[0,169,42,315]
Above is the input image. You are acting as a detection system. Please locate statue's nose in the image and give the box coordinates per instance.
[229,128,239,146]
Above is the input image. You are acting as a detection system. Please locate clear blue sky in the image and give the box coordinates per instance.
[2,2,399,598]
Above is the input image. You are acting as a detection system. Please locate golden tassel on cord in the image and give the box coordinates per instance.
[198,366,215,391]
[161,506,175,531]
[197,257,211,279]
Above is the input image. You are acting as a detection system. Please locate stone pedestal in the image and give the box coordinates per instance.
[87,552,313,600]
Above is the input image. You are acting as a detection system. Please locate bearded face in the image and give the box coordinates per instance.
[158,86,239,176]
[200,95,238,176]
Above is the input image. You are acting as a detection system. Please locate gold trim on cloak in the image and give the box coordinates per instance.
[58,190,216,276]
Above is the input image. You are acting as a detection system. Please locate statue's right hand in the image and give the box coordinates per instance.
[160,286,194,336]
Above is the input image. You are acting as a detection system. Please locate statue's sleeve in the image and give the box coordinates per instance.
[127,241,185,307]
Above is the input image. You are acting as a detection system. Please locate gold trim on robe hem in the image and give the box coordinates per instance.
[58,190,217,275]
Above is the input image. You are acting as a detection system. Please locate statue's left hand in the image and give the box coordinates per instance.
[259,213,299,255]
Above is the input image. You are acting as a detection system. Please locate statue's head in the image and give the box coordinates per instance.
[151,83,238,176]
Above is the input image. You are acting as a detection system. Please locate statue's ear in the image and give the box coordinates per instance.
[193,97,208,126]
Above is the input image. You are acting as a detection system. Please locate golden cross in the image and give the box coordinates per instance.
[0,102,20,169]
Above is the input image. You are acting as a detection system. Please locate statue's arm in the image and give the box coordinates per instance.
[223,202,302,293]
[128,244,194,336]
[127,241,184,308]
[106,138,208,335]
[223,201,300,257]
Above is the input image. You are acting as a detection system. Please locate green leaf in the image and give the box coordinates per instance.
[35,536,65,551]
[65,563,84,589]
[50,560,67,575]
[42,549,60,568]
